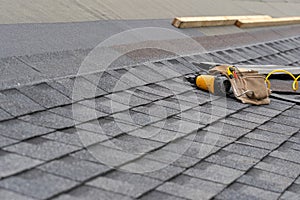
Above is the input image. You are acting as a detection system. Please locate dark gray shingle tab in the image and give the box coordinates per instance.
[224,143,270,159]
[0,108,12,121]
[205,150,259,171]
[38,156,110,181]
[4,137,80,161]
[18,83,71,108]
[216,182,280,200]
[245,129,289,144]
[237,168,294,193]
[0,119,53,140]
[43,128,109,147]
[0,188,36,200]
[0,150,42,178]
[53,185,133,200]
[20,111,76,129]
[87,170,161,198]
[255,156,300,179]
[139,190,185,200]
[157,175,225,200]
[0,89,43,116]
[184,161,244,184]
[258,122,299,136]
[0,169,78,199]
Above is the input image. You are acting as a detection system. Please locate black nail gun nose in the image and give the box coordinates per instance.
[185,74,231,96]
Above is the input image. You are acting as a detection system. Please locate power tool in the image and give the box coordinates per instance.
[185,73,231,96]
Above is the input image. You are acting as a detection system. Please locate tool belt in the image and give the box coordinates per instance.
[209,65,271,105]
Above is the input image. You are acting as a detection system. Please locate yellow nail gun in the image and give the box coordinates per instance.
[185,73,231,96]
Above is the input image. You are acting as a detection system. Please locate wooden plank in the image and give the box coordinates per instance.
[172,15,272,28]
[236,17,300,28]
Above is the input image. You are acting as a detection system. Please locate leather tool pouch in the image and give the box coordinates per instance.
[209,65,271,105]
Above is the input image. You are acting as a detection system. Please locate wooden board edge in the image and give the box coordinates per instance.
[172,15,273,29]
[236,17,300,28]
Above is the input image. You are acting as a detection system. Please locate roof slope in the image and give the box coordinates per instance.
[1,30,300,200]
[1,0,300,24]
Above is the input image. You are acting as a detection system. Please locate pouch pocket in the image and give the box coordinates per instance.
[241,75,269,99]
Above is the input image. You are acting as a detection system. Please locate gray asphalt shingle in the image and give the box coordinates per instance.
[216,182,280,200]
[237,169,294,193]
[231,111,271,124]
[0,89,43,117]
[258,122,299,136]
[280,191,300,200]
[184,161,244,185]
[129,88,163,101]
[270,147,300,164]
[106,90,151,107]
[19,51,81,78]
[0,150,42,178]
[107,68,147,88]
[204,122,251,138]
[77,117,139,137]
[243,106,282,117]
[53,185,133,200]
[113,111,161,127]
[186,130,236,148]
[18,83,71,108]
[0,188,36,200]
[85,143,140,167]
[154,97,195,112]
[132,103,179,118]
[2,29,300,200]
[0,169,78,199]
[0,57,42,90]
[157,176,225,200]
[19,111,76,129]
[121,158,185,181]
[87,171,161,198]
[147,62,181,79]
[0,119,53,140]
[255,156,300,179]
[157,79,191,94]
[48,76,107,101]
[102,134,163,154]
[0,108,12,121]
[83,71,130,93]
[177,109,221,125]
[244,129,289,145]
[128,65,166,83]
[38,156,110,181]
[139,190,185,200]
[224,143,270,159]
[205,150,259,171]
[48,103,107,122]
[152,117,204,134]
[145,148,199,168]
[129,126,185,143]
[165,59,195,75]
[0,135,17,148]
[222,117,259,130]
[79,96,129,114]
[4,137,80,161]
[272,115,300,128]
[236,137,278,150]
[43,128,109,147]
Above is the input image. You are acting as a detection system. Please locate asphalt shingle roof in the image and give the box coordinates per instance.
[1,27,300,200]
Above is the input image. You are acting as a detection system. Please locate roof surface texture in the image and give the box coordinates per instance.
[1,21,300,200]
[2,0,300,24]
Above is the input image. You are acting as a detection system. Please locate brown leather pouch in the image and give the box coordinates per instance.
[209,65,271,105]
